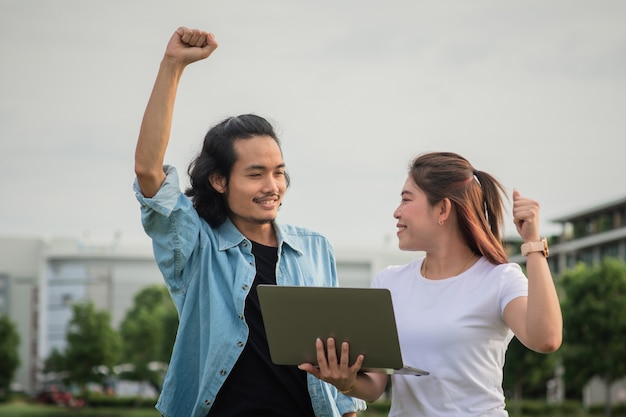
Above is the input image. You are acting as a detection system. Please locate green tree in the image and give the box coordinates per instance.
[561,258,626,417]
[0,314,20,399]
[42,347,69,386]
[504,336,559,400]
[65,302,121,392]
[119,285,178,392]
[503,262,561,405]
[43,347,67,374]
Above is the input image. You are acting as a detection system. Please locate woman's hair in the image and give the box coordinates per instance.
[409,151,508,265]
[185,114,290,228]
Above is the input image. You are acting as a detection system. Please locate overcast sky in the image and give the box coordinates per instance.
[1,0,625,251]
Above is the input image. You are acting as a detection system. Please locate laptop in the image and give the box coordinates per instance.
[257,285,429,376]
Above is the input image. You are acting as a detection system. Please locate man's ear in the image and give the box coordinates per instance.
[209,173,227,194]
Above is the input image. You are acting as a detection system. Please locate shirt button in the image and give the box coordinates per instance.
[238,314,244,320]
[243,241,248,247]
[220,369,227,376]
[205,399,211,405]
[242,284,248,290]
[237,341,244,347]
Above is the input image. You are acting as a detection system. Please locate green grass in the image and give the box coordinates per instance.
[0,403,161,417]
[2,400,624,417]
[0,402,387,417]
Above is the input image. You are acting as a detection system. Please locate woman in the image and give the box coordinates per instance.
[300,151,562,417]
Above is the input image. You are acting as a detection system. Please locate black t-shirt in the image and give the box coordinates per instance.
[207,241,315,417]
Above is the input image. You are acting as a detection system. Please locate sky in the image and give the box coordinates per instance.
[1,0,625,251]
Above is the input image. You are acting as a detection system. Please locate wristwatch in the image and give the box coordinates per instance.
[520,238,549,257]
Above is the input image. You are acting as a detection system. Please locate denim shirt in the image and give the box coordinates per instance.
[134,166,366,417]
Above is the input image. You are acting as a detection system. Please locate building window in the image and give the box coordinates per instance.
[578,251,594,266]
[614,211,623,228]
[0,274,7,314]
[573,221,588,239]
[598,214,612,233]
[566,254,578,270]
[601,244,619,260]
[62,294,73,307]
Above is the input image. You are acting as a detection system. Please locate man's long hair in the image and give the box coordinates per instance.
[185,114,290,228]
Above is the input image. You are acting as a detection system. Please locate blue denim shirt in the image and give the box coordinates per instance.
[134,166,366,417]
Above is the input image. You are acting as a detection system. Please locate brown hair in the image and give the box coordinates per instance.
[409,152,508,265]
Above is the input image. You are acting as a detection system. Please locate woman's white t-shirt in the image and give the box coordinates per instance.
[371,256,527,417]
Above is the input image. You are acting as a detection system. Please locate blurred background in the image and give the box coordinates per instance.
[1,1,625,416]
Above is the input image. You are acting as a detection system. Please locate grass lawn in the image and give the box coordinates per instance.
[0,403,387,417]
[2,400,623,417]
[0,403,161,417]
[0,403,385,417]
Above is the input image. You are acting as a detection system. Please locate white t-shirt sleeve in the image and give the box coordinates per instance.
[495,262,528,317]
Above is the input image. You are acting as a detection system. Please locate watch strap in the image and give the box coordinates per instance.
[520,238,549,257]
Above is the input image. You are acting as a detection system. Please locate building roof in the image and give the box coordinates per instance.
[551,195,626,223]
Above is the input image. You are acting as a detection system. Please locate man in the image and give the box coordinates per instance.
[134,27,365,417]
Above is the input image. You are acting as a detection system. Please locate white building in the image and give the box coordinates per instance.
[0,234,415,394]
[0,237,45,395]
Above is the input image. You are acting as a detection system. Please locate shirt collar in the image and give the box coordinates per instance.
[215,218,303,255]
[215,218,246,250]
[274,223,304,256]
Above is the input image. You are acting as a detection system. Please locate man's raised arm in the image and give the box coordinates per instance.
[134,27,218,198]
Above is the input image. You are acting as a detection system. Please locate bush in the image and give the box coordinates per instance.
[506,399,626,416]
[84,393,156,408]
[587,403,626,416]
[370,398,590,416]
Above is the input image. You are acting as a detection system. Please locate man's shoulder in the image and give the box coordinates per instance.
[276,223,333,251]
[277,223,328,238]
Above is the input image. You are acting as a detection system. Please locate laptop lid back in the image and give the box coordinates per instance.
[257,285,405,370]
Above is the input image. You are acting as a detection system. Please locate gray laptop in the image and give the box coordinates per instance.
[257,285,429,376]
